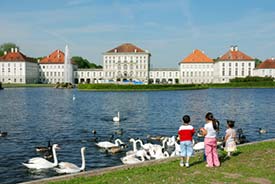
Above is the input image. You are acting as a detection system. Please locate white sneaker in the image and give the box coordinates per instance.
[185,163,189,168]
[180,161,184,167]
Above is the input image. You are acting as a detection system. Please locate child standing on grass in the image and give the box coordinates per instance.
[224,120,237,157]
[201,112,220,167]
[178,115,195,168]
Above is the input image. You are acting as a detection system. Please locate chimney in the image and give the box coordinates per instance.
[230,45,234,51]
[4,51,7,55]
[114,49,117,53]
[234,45,238,51]
[11,48,14,52]
[134,49,137,53]
[272,58,274,61]
[15,48,18,52]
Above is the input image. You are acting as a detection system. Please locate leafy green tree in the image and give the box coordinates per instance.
[254,58,262,67]
[72,56,102,69]
[0,42,19,56]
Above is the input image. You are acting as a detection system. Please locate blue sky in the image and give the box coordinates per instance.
[1,0,275,67]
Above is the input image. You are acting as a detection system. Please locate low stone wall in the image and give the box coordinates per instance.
[20,138,275,184]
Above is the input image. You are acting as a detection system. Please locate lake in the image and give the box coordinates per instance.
[0,88,275,184]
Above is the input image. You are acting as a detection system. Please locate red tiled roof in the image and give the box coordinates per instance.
[257,58,275,69]
[39,50,65,64]
[106,43,146,53]
[219,48,253,61]
[180,49,213,63]
[0,51,37,63]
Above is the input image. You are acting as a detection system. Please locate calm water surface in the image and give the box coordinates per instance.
[0,88,275,184]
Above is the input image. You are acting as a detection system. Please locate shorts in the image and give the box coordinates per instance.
[180,140,193,157]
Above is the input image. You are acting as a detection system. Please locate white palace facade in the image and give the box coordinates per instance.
[1,43,274,85]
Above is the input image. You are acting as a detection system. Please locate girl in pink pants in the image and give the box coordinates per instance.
[201,112,220,167]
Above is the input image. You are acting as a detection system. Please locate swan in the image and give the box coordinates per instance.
[72,95,76,101]
[113,112,120,122]
[121,154,146,165]
[23,144,59,169]
[36,140,52,152]
[96,138,124,149]
[55,147,86,174]
[193,140,205,151]
[258,128,267,134]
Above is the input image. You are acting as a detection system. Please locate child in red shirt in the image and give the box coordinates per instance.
[178,115,195,167]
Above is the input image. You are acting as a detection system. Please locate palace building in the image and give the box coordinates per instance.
[0,44,265,85]
[0,48,39,84]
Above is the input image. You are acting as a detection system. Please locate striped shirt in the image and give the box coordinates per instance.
[178,124,195,141]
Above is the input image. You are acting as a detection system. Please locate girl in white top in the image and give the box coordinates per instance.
[200,112,220,167]
[224,120,237,156]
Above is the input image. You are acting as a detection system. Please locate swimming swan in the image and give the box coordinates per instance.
[96,138,124,149]
[22,144,59,169]
[113,112,120,122]
[55,147,86,174]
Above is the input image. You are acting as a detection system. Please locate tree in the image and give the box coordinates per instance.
[0,42,19,56]
[72,56,102,69]
[254,58,262,67]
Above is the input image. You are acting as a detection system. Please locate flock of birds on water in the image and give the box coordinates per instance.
[0,112,270,176]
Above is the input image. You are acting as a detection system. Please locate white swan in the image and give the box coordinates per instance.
[23,144,59,169]
[96,138,124,149]
[113,112,120,122]
[55,147,86,174]
[193,140,205,151]
[121,154,146,165]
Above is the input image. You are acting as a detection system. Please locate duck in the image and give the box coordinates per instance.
[114,128,124,135]
[36,140,52,152]
[146,135,166,142]
[258,128,267,134]
[113,112,120,122]
[0,131,8,137]
[55,147,86,174]
[22,144,59,169]
[95,138,124,149]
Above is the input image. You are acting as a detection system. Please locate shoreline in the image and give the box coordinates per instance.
[20,138,275,184]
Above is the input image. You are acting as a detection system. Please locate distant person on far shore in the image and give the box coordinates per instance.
[178,115,195,168]
[200,112,220,167]
[224,120,237,157]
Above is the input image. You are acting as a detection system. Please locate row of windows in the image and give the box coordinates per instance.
[182,79,213,83]
[40,71,64,77]
[104,56,147,60]
[182,64,212,69]
[1,68,23,72]
[1,63,23,67]
[104,60,147,65]
[41,65,64,69]
[182,71,213,77]
[104,71,147,78]
[222,62,252,67]
[105,64,147,70]
[0,78,23,83]
[222,68,252,76]
[151,72,178,77]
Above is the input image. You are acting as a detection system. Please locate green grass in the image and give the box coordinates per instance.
[49,140,275,184]
[2,83,55,88]
[78,84,208,91]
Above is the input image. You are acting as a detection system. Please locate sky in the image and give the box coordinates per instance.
[0,0,275,67]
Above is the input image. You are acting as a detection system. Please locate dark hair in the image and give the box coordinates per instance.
[227,120,235,128]
[182,115,191,124]
[205,112,219,131]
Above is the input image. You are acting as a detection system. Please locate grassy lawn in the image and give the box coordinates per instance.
[2,83,55,88]
[48,140,275,184]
